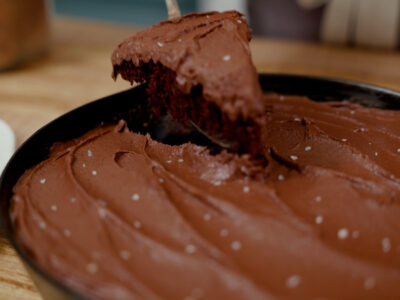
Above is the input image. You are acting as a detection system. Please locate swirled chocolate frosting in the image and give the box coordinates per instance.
[10,95,400,300]
[112,11,263,121]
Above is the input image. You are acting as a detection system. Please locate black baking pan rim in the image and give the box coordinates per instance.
[1,73,400,300]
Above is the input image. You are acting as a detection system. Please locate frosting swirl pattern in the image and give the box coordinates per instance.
[10,95,400,300]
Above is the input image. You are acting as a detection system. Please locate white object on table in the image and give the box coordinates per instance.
[0,119,15,174]
[298,0,400,49]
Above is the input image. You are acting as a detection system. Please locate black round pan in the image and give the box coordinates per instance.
[1,74,400,300]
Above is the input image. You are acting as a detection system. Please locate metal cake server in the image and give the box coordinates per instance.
[164,0,234,150]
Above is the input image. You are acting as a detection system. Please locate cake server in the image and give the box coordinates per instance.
[164,0,235,150]
[165,0,181,19]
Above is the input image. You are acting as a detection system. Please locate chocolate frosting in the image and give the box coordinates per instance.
[10,95,400,300]
[111,11,264,121]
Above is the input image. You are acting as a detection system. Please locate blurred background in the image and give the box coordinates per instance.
[2,0,400,72]
[53,0,246,26]
[54,0,197,26]
[53,0,400,47]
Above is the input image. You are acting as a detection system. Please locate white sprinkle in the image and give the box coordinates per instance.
[133,220,142,228]
[364,277,376,290]
[64,229,71,237]
[185,244,197,254]
[159,178,164,183]
[51,205,57,212]
[220,229,229,237]
[341,138,348,142]
[278,174,285,181]
[279,95,285,101]
[397,148,400,153]
[70,197,77,203]
[157,42,164,47]
[338,228,349,240]
[88,150,93,157]
[315,196,322,202]
[97,200,107,207]
[115,52,120,58]
[120,250,131,260]
[206,15,210,18]
[382,237,391,253]
[315,215,323,224]
[243,186,250,193]
[82,163,86,168]
[203,213,211,221]
[352,230,360,239]
[213,181,222,186]
[166,160,172,164]
[286,275,301,288]
[39,221,46,229]
[178,158,184,163]
[40,178,46,184]
[305,146,312,151]
[294,117,301,122]
[354,128,367,133]
[86,262,98,274]
[131,193,140,201]
[350,110,355,115]
[231,241,242,251]
[178,38,182,42]
[98,208,106,219]
[290,155,298,161]
[237,19,242,24]
[92,170,97,176]
[222,55,231,61]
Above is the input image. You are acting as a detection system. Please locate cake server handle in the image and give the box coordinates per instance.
[165,0,181,19]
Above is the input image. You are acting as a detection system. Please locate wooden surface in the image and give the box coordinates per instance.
[1,17,400,300]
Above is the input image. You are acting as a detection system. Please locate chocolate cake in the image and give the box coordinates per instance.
[8,9,400,300]
[10,96,400,300]
[112,11,264,155]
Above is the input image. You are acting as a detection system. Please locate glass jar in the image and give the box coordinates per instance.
[0,0,50,71]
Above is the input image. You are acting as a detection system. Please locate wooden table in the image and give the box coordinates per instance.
[1,17,400,299]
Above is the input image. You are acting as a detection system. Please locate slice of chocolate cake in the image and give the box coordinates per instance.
[111,11,265,155]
